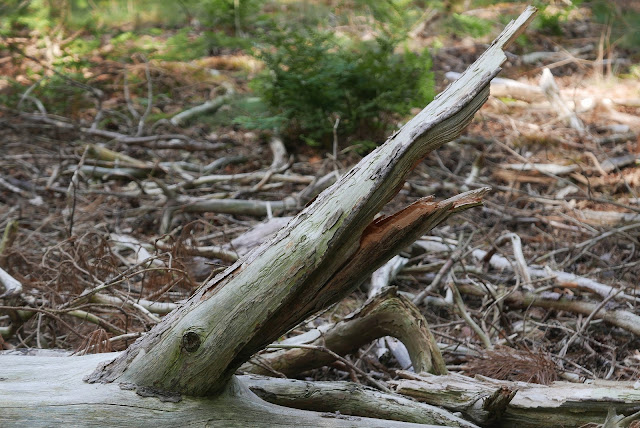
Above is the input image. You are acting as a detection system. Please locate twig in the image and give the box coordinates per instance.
[448,282,494,350]
[266,343,392,393]
[123,69,140,120]
[332,116,340,172]
[557,289,622,359]
[539,67,584,132]
[0,305,87,340]
[495,232,532,290]
[155,240,238,263]
[473,249,637,302]
[136,57,153,137]
[458,284,640,337]
[59,262,168,310]
[413,234,471,305]
[0,266,22,298]
[66,309,126,335]
[66,145,89,237]
[170,84,234,127]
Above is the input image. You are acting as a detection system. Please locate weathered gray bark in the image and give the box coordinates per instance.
[0,353,441,428]
[390,371,640,428]
[244,375,479,428]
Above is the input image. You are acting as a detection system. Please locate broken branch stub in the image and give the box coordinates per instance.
[87,7,537,396]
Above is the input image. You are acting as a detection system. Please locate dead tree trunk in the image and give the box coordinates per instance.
[85,7,534,396]
[1,7,537,427]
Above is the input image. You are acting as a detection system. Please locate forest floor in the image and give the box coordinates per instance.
[2,1,640,390]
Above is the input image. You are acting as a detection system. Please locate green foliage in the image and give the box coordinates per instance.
[351,0,425,33]
[265,0,426,36]
[0,79,25,109]
[248,28,434,147]
[183,0,266,32]
[119,29,250,62]
[201,95,273,128]
[530,1,571,36]
[28,74,92,116]
[624,64,640,80]
[514,33,533,50]
[203,31,252,53]
[157,29,210,61]
[56,37,101,71]
[0,0,55,35]
[350,140,380,155]
[444,13,492,38]
[66,38,101,57]
[590,0,640,50]
[67,0,188,31]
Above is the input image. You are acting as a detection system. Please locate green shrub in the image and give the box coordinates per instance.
[0,0,55,35]
[188,0,265,32]
[445,13,492,38]
[590,0,640,51]
[203,31,252,53]
[247,28,434,148]
[157,29,210,61]
[530,1,569,36]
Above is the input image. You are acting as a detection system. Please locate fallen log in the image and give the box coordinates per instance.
[1,352,442,428]
[244,375,479,428]
[390,371,640,428]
